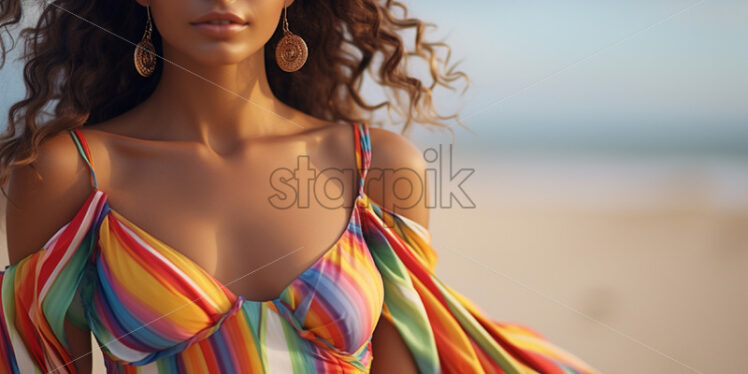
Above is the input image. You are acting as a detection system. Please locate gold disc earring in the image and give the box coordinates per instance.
[275,5,308,72]
[134,5,157,77]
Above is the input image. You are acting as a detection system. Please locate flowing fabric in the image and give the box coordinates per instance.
[0,122,598,373]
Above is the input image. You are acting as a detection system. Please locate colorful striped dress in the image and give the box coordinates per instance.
[0,122,598,373]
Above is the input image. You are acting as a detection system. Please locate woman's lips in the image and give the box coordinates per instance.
[190,21,248,39]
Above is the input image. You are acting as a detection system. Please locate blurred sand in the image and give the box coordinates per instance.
[1,154,746,373]
[428,154,748,374]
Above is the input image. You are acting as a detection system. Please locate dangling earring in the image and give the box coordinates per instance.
[133,4,157,78]
[275,5,308,72]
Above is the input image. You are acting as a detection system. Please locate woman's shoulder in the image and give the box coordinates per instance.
[4,129,95,265]
[365,126,430,228]
[367,126,425,172]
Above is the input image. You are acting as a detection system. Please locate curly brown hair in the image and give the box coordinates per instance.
[0,0,469,197]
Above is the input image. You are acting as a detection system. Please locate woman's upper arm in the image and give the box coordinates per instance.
[370,317,420,373]
[4,131,94,373]
[365,127,429,373]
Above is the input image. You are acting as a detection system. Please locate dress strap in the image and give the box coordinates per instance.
[353,122,371,196]
[68,128,99,189]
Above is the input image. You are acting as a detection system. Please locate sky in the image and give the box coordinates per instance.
[1,0,746,155]
[398,0,748,155]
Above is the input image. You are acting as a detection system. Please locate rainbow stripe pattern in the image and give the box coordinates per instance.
[0,122,598,373]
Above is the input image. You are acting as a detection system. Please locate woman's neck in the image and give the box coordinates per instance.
[138,44,305,147]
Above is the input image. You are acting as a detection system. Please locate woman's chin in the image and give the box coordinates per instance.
[184,45,258,67]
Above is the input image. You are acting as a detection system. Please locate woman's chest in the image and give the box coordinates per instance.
[100,155,361,302]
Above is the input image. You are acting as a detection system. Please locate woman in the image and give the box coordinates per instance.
[0,0,597,373]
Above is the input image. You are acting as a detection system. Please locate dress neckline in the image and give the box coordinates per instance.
[96,186,368,304]
[70,121,372,305]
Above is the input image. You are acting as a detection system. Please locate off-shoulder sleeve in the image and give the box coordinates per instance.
[360,197,599,374]
[0,191,106,374]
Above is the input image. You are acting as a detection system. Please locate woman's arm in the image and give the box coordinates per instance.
[370,317,420,373]
[365,127,430,373]
[5,132,95,374]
